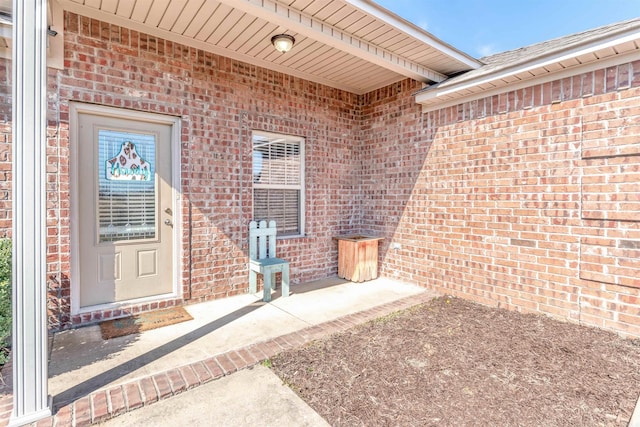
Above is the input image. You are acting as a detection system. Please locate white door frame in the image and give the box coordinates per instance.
[69,103,182,314]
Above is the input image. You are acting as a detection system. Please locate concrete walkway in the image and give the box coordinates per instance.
[98,365,330,427]
[8,277,437,426]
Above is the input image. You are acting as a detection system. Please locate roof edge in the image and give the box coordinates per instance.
[416,23,640,109]
[344,0,483,70]
[416,49,640,113]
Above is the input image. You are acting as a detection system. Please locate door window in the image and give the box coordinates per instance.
[98,129,157,243]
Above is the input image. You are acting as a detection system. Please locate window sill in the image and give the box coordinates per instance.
[277,234,309,241]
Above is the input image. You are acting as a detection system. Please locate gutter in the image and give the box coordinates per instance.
[415,21,640,109]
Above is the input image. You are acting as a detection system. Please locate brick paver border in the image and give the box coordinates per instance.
[0,292,437,427]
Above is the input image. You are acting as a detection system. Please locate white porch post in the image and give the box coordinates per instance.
[10,0,52,425]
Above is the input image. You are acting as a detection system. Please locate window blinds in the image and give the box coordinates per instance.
[253,133,303,236]
[98,130,156,242]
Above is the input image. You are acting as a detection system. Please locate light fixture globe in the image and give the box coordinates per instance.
[271,34,295,53]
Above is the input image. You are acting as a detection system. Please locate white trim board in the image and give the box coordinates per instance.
[418,50,640,113]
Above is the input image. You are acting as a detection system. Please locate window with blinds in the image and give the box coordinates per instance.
[252,131,305,236]
[98,129,157,243]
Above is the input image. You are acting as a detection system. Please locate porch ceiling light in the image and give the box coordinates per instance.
[271,34,295,53]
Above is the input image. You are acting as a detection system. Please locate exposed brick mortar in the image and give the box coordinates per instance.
[0,11,636,339]
[17,12,363,331]
[2,8,640,404]
[363,72,640,337]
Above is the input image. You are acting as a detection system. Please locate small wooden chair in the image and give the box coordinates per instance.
[249,220,290,302]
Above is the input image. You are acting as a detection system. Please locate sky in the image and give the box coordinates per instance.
[374,0,640,58]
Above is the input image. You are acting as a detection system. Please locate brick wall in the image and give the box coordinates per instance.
[1,11,638,337]
[362,62,640,338]
[41,13,363,328]
[0,60,10,238]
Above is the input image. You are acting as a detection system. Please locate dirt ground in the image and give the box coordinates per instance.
[271,297,640,426]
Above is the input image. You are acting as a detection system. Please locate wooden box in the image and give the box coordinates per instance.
[334,235,384,282]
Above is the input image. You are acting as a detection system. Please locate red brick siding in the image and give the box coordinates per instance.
[1,11,638,337]
[42,13,361,328]
[0,60,10,238]
[362,62,640,338]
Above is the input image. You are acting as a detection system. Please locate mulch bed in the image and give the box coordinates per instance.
[271,297,640,426]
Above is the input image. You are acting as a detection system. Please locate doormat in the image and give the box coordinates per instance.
[100,307,193,340]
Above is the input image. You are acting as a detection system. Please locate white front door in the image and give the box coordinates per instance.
[75,110,175,308]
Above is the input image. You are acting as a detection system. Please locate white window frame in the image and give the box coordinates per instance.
[252,130,305,237]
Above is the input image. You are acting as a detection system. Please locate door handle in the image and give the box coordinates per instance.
[164,219,173,227]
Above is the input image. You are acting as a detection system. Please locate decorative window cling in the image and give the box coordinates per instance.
[106,141,151,181]
[98,130,156,242]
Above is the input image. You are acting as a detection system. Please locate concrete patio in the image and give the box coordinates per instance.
[30,277,438,425]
